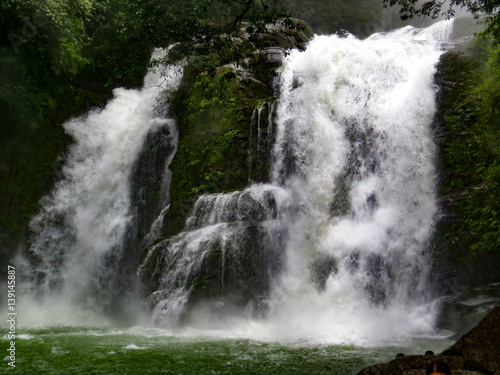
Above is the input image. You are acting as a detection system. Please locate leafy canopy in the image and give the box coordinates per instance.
[116,0,307,69]
[383,0,500,41]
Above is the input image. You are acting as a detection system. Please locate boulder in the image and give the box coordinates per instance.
[357,305,500,375]
[435,283,500,338]
[441,304,500,374]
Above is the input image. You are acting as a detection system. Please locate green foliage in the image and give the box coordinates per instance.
[0,0,151,258]
[383,0,500,43]
[116,0,307,70]
[169,66,272,202]
[437,38,500,261]
[0,0,97,76]
[0,0,307,267]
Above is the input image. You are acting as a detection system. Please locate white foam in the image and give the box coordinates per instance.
[18,49,183,326]
[124,344,146,350]
[262,19,455,345]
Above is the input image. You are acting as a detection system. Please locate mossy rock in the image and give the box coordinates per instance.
[432,36,500,290]
[169,65,274,205]
[161,199,196,238]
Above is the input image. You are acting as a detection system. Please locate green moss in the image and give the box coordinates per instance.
[435,37,500,274]
[169,66,272,203]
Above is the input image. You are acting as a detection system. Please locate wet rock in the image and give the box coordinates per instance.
[139,220,288,323]
[435,283,500,338]
[441,305,500,374]
[357,305,500,375]
[357,355,488,375]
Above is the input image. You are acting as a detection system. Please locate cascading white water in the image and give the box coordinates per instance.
[139,184,291,326]
[256,20,454,344]
[135,20,455,343]
[17,18,455,345]
[140,20,454,345]
[18,50,183,323]
[248,100,276,182]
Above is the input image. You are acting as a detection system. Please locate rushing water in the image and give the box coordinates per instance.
[17,49,183,323]
[259,20,454,344]
[5,20,459,374]
[141,19,454,345]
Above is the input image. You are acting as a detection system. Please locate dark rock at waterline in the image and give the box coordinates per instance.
[441,304,500,374]
[356,305,500,375]
[434,283,500,339]
[139,220,288,321]
[357,355,489,375]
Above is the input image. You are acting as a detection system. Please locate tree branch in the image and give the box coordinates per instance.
[230,0,255,27]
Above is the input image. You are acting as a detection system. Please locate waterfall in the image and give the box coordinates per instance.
[267,101,275,147]
[143,20,454,343]
[18,18,455,344]
[19,50,183,323]
[248,101,275,183]
[261,20,454,343]
[138,184,291,326]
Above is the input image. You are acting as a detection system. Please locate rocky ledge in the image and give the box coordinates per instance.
[357,304,500,375]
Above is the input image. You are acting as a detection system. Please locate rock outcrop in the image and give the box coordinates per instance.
[357,305,500,375]
[435,283,500,339]
[137,21,312,319]
[441,304,500,374]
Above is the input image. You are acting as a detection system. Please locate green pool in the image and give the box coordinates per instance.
[1,326,454,374]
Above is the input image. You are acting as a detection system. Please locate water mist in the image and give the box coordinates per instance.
[18,50,183,325]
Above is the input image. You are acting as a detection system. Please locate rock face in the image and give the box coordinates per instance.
[441,304,500,374]
[432,23,500,295]
[137,23,312,322]
[356,305,500,375]
[435,283,500,339]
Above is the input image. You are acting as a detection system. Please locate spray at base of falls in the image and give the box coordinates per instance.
[17,50,183,325]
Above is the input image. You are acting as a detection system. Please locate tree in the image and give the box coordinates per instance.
[284,0,384,37]
[383,0,500,41]
[116,0,307,71]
